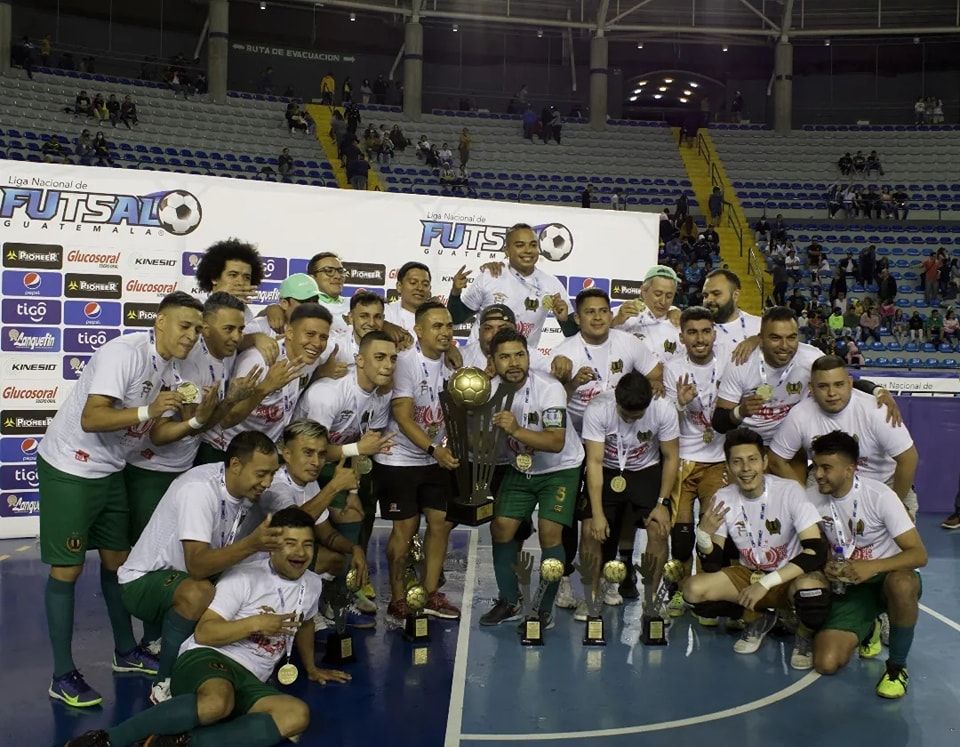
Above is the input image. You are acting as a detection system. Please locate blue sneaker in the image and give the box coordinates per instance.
[322,603,375,631]
[112,644,159,675]
[48,670,103,708]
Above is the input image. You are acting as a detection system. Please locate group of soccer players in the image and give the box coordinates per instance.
[49,224,925,747]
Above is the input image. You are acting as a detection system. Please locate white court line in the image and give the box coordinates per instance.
[459,671,821,742]
[920,603,960,634]
[444,528,480,747]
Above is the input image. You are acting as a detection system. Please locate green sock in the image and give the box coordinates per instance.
[190,712,283,747]
[888,624,915,668]
[45,576,77,678]
[141,619,163,645]
[100,567,138,654]
[107,694,199,747]
[335,520,362,546]
[158,609,197,679]
[538,544,566,612]
[492,540,520,604]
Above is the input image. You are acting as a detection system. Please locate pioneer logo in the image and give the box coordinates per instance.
[3,243,63,269]
[0,410,57,435]
[344,262,386,286]
[124,302,159,327]
[611,279,644,300]
[64,273,123,299]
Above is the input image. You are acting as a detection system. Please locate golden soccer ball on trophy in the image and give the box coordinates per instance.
[602,559,628,584]
[345,568,361,593]
[540,558,565,583]
[406,584,428,612]
[447,367,492,408]
[663,559,685,584]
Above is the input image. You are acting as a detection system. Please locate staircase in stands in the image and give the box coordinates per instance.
[307,104,382,191]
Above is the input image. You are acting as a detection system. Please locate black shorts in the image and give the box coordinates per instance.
[580,463,662,528]
[374,462,456,521]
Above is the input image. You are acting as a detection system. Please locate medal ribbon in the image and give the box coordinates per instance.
[218,465,248,547]
[689,355,718,415]
[420,353,446,445]
[718,313,747,340]
[614,418,629,474]
[758,354,796,395]
[582,338,610,391]
[513,380,533,459]
[829,475,861,559]
[737,486,769,569]
[277,578,307,663]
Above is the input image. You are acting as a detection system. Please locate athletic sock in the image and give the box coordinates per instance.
[492,540,520,604]
[107,694,199,746]
[100,566,138,655]
[141,619,163,646]
[561,522,578,577]
[189,712,284,747]
[335,520,362,547]
[45,576,77,678]
[157,609,197,679]
[887,624,915,669]
[539,544,566,612]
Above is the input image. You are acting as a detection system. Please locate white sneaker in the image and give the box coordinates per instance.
[573,600,589,622]
[733,612,778,654]
[602,580,623,606]
[313,612,332,632]
[790,633,813,670]
[554,576,578,609]
[149,678,172,705]
[144,638,161,657]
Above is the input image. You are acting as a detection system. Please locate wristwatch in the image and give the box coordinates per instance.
[658,496,673,509]
[426,444,436,456]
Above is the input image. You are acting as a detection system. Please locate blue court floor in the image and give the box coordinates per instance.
[1,516,959,747]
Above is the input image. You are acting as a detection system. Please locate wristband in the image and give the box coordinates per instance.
[757,570,783,590]
[342,442,359,458]
[675,400,687,413]
[137,406,150,423]
[695,528,714,554]
[187,416,205,430]
[732,405,742,422]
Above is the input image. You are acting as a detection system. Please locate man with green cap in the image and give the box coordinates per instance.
[613,265,683,366]
[246,273,321,337]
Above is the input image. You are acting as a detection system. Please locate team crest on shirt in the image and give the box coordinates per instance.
[663,340,677,354]
[141,380,154,396]
[785,382,803,395]
[493,293,508,304]
[524,298,539,311]
[637,430,653,442]
[610,359,624,374]
[765,518,782,535]
[849,518,865,536]
[208,661,227,671]
[528,412,539,426]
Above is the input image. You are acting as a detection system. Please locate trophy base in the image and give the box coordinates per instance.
[521,617,544,646]
[641,614,668,646]
[403,613,430,643]
[446,497,495,527]
[322,632,356,664]
[582,616,606,646]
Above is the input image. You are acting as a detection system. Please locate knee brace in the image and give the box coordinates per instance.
[794,587,831,630]
[671,523,694,563]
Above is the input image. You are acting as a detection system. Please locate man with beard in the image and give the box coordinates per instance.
[701,269,761,346]
[460,304,551,374]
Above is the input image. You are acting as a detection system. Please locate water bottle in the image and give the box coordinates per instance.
[830,545,848,595]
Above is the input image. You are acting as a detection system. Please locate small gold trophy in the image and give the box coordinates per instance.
[404,584,430,643]
[322,569,361,665]
[638,556,684,646]
[520,557,565,646]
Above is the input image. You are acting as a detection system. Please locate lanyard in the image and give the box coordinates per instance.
[829,476,861,558]
[509,266,543,298]
[352,381,376,439]
[758,354,796,394]
[217,467,248,547]
[582,337,610,389]
[420,353,446,406]
[200,335,227,397]
[738,487,768,568]
[614,415,631,474]
[718,313,747,340]
[275,576,306,663]
[148,330,181,389]
[688,355,718,414]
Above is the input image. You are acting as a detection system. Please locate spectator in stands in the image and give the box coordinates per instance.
[943,258,959,299]
[679,216,698,244]
[933,98,944,124]
[845,336,864,367]
[360,79,373,105]
[549,107,562,144]
[674,193,689,224]
[828,307,845,337]
[373,75,388,105]
[892,188,909,219]
[662,236,683,261]
[866,150,884,176]
[278,148,293,182]
[707,187,723,227]
[771,260,788,305]
[942,309,960,345]
[320,72,336,106]
[914,96,925,124]
[702,225,719,248]
[91,94,110,125]
[879,297,896,329]
[862,187,883,219]
[330,111,347,155]
[73,90,93,117]
[416,135,433,163]
[389,124,408,151]
[838,152,853,176]
[810,263,823,299]
[39,34,51,67]
[75,129,94,164]
[878,267,897,303]
[817,255,832,283]
[829,270,848,308]
[891,309,908,344]
[581,184,593,209]
[788,289,807,317]
[826,183,844,219]
[342,76,353,104]
[59,51,76,71]
[771,213,788,243]
[105,94,120,127]
[41,136,68,164]
[659,208,676,243]
[852,150,866,174]
[880,187,895,218]
[12,36,34,79]
[731,91,744,122]
[378,133,394,164]
[784,248,801,286]
[840,252,857,281]
[806,238,823,268]
[922,251,942,304]
[840,185,857,218]
[455,128,472,172]
[612,188,626,211]
[842,303,861,339]
[438,142,454,169]
[860,306,882,344]
[93,131,112,165]
[857,244,876,286]
[908,311,924,341]
[258,66,274,95]
[347,153,370,190]
[522,107,537,140]
[119,95,138,128]
[925,308,944,344]
[753,215,770,248]
[340,134,361,166]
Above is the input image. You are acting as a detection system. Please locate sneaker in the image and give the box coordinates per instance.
[698,616,719,627]
[667,591,686,618]
[143,638,161,657]
[149,678,172,705]
[733,612,778,654]
[602,581,623,607]
[619,567,639,600]
[387,599,411,623]
[112,644,159,675]
[859,619,882,659]
[313,612,331,633]
[879,612,890,646]
[423,591,461,620]
[573,600,589,622]
[554,576,577,609]
[517,610,555,633]
[725,617,746,631]
[48,670,103,708]
[344,605,376,630]
[941,513,960,530]
[65,730,111,746]
[479,598,523,626]
[143,736,191,746]
[790,633,813,670]
[876,666,909,699]
[354,589,377,615]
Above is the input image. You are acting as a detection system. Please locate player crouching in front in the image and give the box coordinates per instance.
[807,431,927,699]
[681,427,831,668]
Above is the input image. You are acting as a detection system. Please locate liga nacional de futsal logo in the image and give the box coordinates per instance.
[157,190,203,236]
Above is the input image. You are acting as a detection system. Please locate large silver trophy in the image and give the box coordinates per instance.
[439,367,518,526]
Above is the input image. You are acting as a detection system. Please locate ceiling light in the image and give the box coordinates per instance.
[629,96,638,102]
[824,38,831,46]
[349,12,356,21]
[653,94,662,99]
[722,45,728,52]
[638,80,647,86]
[658,86,667,92]
[690,82,699,88]
[259,1,266,8]
[452,23,458,31]
[633,89,642,95]
[537,29,543,38]
[637,42,644,49]
[683,89,692,95]
[913,36,920,44]
[680,97,688,103]
[664,78,673,83]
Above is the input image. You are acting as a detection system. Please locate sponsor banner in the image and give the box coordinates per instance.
[1,326,61,352]
[0,492,40,517]
[62,354,92,379]
[0,436,41,463]
[64,272,123,299]
[856,376,960,395]
[2,358,60,378]
[64,300,122,327]
[568,276,610,296]
[63,327,122,353]
[123,302,159,327]
[0,410,57,435]
[3,242,64,269]
[2,269,62,297]
[1,463,39,490]
[1,298,62,325]
[1,382,60,405]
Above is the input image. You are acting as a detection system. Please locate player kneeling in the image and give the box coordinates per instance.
[681,427,831,668]
[66,508,349,747]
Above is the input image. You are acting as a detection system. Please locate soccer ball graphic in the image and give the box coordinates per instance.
[447,367,492,408]
[157,190,202,235]
[538,223,573,262]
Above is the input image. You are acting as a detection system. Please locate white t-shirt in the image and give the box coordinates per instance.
[549,330,659,433]
[581,391,679,471]
[713,475,821,572]
[460,265,570,348]
[332,330,360,371]
[118,463,252,584]
[384,300,416,334]
[717,343,823,444]
[318,294,351,338]
[616,310,682,364]
[770,389,914,482]
[295,372,391,444]
[806,476,914,562]
[376,348,452,467]
[715,311,762,346]
[179,557,323,683]
[460,340,550,374]
[497,370,584,474]
[38,332,180,478]
[664,351,728,463]
[242,466,329,539]
[128,335,237,473]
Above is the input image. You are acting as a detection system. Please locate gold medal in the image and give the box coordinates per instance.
[702,428,715,444]
[541,295,554,311]
[749,572,764,586]
[176,381,200,404]
[354,456,373,475]
[755,384,774,401]
[515,453,533,472]
[610,475,627,493]
[277,662,299,685]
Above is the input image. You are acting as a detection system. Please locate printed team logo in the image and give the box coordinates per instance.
[63,327,121,353]
[156,190,203,235]
[0,464,39,490]
[537,223,574,261]
[637,429,653,442]
[568,276,610,296]
[1,299,61,325]
[523,298,539,312]
[1,270,62,298]
[2,326,61,352]
[0,437,41,463]
[785,381,803,395]
[0,492,40,517]
[663,340,677,354]
[764,518,782,535]
[65,533,84,553]
[2,243,63,270]
[610,359,624,374]
[849,518,865,536]
[64,300,122,327]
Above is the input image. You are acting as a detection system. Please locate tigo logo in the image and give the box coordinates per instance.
[1,299,61,325]
[1,326,61,352]
[63,327,121,353]
[0,465,40,490]
[2,270,62,298]
[64,300,121,327]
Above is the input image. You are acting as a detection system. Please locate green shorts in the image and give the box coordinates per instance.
[495,467,580,527]
[171,648,279,715]
[320,461,374,514]
[194,442,226,467]
[123,463,182,542]
[120,569,190,624]
[38,456,129,565]
[823,571,923,642]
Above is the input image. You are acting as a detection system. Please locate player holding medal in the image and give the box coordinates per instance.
[580,372,679,609]
[682,428,830,668]
[612,265,684,364]
[67,508,349,747]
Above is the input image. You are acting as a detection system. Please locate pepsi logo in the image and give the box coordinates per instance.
[20,437,39,456]
[84,302,102,320]
[582,278,596,289]
[23,272,41,290]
